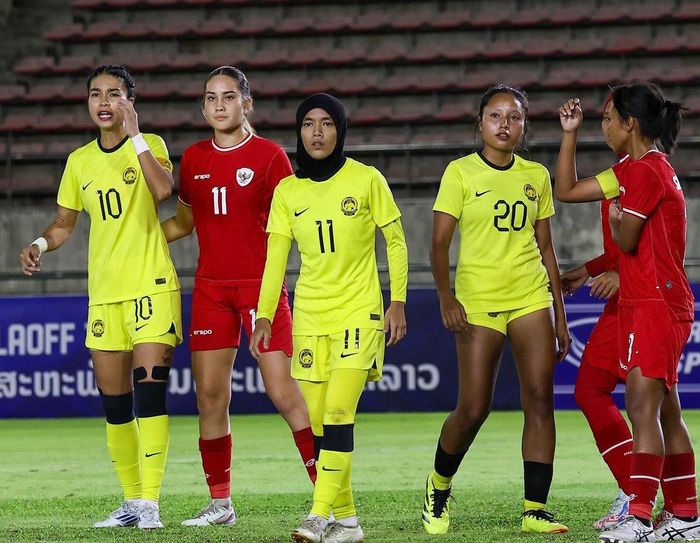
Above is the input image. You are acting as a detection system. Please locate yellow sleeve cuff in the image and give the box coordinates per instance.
[257,233,291,323]
[381,219,408,303]
[596,168,621,199]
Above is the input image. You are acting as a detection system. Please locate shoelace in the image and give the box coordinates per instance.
[522,509,556,522]
[301,516,326,533]
[431,488,452,518]
[326,522,354,536]
[140,504,159,522]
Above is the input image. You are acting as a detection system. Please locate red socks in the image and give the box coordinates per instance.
[662,453,699,517]
[629,453,664,520]
[597,422,634,495]
[293,427,318,483]
[200,434,232,499]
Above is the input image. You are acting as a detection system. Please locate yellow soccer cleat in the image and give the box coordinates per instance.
[421,473,452,535]
[521,509,569,534]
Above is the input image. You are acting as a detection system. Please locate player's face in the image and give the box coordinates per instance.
[602,101,628,154]
[300,108,337,160]
[88,74,131,130]
[479,93,525,153]
[203,75,251,133]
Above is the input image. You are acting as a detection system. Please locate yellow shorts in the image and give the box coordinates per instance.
[86,290,183,351]
[467,300,552,335]
[292,328,385,383]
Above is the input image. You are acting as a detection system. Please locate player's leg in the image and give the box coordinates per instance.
[423,316,505,535]
[508,305,568,533]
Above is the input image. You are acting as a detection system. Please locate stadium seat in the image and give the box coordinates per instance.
[0,85,26,102]
[392,100,434,123]
[675,0,700,21]
[392,5,434,30]
[511,3,551,26]
[470,1,516,27]
[430,4,473,30]
[14,56,55,75]
[43,23,84,41]
[548,3,593,25]
[54,55,96,74]
[365,38,410,64]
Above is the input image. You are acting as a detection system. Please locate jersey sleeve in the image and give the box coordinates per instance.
[619,161,664,220]
[368,167,401,227]
[266,148,294,192]
[266,185,293,239]
[585,253,609,278]
[144,133,173,172]
[433,161,464,219]
[536,167,555,220]
[177,149,191,207]
[595,167,621,199]
[56,153,83,212]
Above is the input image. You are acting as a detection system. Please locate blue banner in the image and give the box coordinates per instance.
[1,287,699,418]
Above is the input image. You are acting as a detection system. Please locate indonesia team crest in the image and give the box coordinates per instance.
[236,168,254,187]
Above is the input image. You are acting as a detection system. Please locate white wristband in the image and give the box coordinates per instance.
[130,133,150,155]
[31,236,48,254]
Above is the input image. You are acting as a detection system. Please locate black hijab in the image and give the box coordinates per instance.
[295,93,347,181]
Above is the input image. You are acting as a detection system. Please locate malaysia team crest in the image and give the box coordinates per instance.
[236,167,254,187]
[122,167,138,185]
[341,196,359,216]
[523,183,537,201]
[299,349,314,369]
[92,319,105,337]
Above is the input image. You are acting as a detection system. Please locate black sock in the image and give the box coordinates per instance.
[524,461,553,505]
[434,441,467,478]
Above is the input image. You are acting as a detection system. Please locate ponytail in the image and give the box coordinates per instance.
[658,99,683,155]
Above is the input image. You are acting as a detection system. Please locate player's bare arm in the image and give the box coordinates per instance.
[161,201,195,242]
[554,98,606,203]
[608,200,645,253]
[431,211,468,333]
[535,218,571,362]
[19,205,79,276]
[114,98,174,202]
[560,265,590,296]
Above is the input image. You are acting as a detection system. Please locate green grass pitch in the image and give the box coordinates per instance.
[1,411,698,542]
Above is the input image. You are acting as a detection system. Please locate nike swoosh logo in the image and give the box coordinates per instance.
[82,181,94,190]
[145,452,162,458]
[340,352,357,358]
[294,207,310,217]
[135,324,149,331]
[475,190,492,197]
[321,466,342,472]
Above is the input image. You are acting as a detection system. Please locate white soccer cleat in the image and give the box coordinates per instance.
[92,499,140,528]
[181,499,236,526]
[595,489,631,530]
[654,513,700,541]
[600,515,656,543]
[137,499,163,530]
[291,515,327,543]
[324,521,365,543]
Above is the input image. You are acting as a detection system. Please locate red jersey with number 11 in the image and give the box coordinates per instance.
[178,134,293,285]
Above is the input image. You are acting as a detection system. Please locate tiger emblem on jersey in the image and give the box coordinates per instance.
[122,167,138,185]
[236,167,254,187]
[299,349,314,369]
[91,319,105,337]
[341,196,359,216]
[523,184,537,202]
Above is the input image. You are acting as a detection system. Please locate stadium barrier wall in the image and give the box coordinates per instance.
[1,287,699,418]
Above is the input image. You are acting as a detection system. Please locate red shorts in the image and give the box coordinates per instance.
[617,304,692,389]
[581,301,619,376]
[189,280,292,355]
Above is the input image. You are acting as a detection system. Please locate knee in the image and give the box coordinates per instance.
[195,386,228,416]
[452,403,490,433]
[133,366,170,418]
[324,407,354,426]
[573,381,594,412]
[521,386,553,419]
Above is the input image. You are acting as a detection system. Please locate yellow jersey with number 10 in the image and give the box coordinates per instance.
[433,152,554,313]
[266,158,401,336]
[57,134,179,306]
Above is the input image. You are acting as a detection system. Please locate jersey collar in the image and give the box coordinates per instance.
[211,132,254,152]
[97,135,129,154]
[477,150,515,171]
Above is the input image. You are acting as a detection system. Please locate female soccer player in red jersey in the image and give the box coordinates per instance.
[250,93,408,543]
[421,85,570,536]
[556,82,699,543]
[19,65,180,529]
[161,66,316,527]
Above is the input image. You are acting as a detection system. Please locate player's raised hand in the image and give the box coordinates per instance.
[384,301,407,346]
[249,318,271,360]
[438,292,468,333]
[559,98,583,133]
[19,244,42,276]
[114,98,140,137]
[589,269,619,299]
[560,265,589,296]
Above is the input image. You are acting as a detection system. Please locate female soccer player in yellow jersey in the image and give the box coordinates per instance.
[250,93,408,543]
[421,85,570,536]
[19,65,180,530]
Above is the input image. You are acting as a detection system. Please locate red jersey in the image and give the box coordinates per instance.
[178,134,293,285]
[614,150,693,321]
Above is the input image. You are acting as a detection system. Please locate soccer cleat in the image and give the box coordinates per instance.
[137,500,163,530]
[292,515,326,543]
[522,509,569,534]
[595,489,631,530]
[324,521,365,543]
[653,510,674,531]
[653,513,700,541]
[181,499,236,526]
[421,473,451,534]
[93,500,140,528]
[599,515,655,542]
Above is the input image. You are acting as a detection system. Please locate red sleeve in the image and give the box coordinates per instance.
[266,147,293,193]
[619,161,664,220]
[585,254,609,278]
[178,149,191,206]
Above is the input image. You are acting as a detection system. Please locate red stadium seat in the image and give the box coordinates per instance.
[82,20,123,40]
[470,2,517,27]
[675,0,700,21]
[606,33,648,54]
[511,4,551,26]
[548,4,593,25]
[434,101,475,123]
[54,55,96,74]
[392,6,434,31]
[365,39,410,63]
[649,32,691,54]
[431,4,474,30]
[14,56,55,75]
[0,85,26,102]
[392,100,434,123]
[44,23,84,41]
